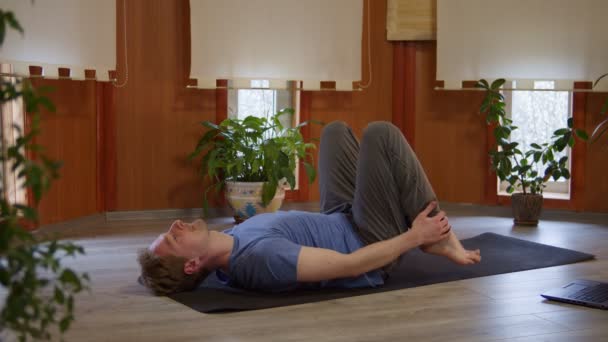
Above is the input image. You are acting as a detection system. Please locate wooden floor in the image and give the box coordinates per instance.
[25,204,608,341]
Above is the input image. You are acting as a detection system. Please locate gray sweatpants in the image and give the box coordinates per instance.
[319,121,439,245]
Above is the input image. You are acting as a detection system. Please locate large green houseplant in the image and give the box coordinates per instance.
[189,108,320,220]
[477,79,588,225]
[1,9,88,341]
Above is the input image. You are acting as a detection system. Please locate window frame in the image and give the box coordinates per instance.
[497,81,573,200]
[227,80,304,194]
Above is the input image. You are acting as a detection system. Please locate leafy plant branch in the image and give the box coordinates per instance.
[476,79,588,195]
[1,9,89,342]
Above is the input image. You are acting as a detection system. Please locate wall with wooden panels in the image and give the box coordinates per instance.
[351,0,395,135]
[307,92,356,202]
[31,0,391,213]
[584,94,608,212]
[32,79,98,225]
[30,0,607,218]
[412,42,487,204]
[113,0,216,211]
[410,42,608,212]
[108,0,394,208]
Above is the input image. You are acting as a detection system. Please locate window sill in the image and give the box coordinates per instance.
[497,191,570,200]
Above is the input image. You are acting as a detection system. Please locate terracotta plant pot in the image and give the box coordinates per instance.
[225,181,286,223]
[511,193,543,226]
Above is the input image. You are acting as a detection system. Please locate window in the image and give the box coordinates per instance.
[1,63,27,205]
[232,80,276,120]
[227,80,301,189]
[499,81,572,199]
[228,80,298,122]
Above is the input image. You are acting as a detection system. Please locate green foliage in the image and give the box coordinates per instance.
[0,8,24,46]
[189,108,321,212]
[1,9,88,341]
[476,79,588,195]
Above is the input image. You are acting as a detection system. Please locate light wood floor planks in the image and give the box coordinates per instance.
[16,203,608,341]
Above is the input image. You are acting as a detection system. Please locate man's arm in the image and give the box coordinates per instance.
[297,230,421,282]
[297,201,451,282]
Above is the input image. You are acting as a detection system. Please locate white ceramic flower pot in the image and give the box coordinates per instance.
[225,181,286,222]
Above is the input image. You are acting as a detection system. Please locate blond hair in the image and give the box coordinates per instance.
[137,249,210,295]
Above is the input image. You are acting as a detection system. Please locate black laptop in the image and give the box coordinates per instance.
[541,279,608,309]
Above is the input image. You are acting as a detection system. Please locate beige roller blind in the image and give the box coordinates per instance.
[0,0,116,81]
[386,0,436,41]
[189,0,363,91]
[437,0,608,91]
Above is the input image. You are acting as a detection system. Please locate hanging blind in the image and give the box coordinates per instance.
[189,0,363,90]
[0,0,116,81]
[436,0,608,91]
[386,0,436,41]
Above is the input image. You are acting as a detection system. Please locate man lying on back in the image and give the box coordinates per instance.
[138,121,481,294]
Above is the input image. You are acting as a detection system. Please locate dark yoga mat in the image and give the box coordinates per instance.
[168,232,594,313]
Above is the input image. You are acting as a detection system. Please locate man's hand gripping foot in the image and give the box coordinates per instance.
[411,202,481,265]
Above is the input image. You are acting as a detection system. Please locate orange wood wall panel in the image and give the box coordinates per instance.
[97,81,117,211]
[390,42,417,147]
[32,79,98,225]
[413,42,487,204]
[308,92,356,201]
[584,93,608,212]
[113,0,216,210]
[351,0,394,135]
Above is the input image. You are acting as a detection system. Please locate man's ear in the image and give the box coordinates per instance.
[184,258,203,275]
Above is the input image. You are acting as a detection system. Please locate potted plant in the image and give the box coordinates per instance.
[189,108,320,221]
[477,79,588,225]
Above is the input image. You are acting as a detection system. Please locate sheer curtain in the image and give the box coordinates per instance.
[0,63,26,205]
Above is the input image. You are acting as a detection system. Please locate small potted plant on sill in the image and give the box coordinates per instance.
[476,79,589,225]
[189,108,320,222]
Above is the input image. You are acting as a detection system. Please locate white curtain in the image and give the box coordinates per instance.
[189,0,363,90]
[0,0,116,81]
[436,0,608,91]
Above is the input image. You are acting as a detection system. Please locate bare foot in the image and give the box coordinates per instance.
[421,231,481,265]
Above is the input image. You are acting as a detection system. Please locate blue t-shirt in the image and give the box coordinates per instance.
[218,211,384,292]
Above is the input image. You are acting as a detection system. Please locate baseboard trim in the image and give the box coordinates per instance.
[104,207,232,221]
[34,203,322,236]
[31,202,608,238]
[34,213,106,239]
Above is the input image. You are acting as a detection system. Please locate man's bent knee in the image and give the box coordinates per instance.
[322,121,350,137]
[321,121,356,145]
[362,121,408,146]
